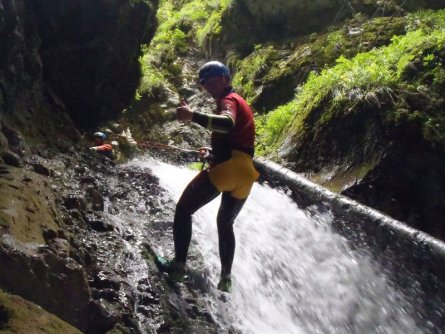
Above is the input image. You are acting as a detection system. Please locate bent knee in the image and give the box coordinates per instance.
[175,202,194,220]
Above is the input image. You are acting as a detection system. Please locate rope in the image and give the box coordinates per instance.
[357,0,408,53]
[332,0,349,25]
[359,0,407,51]
[137,139,207,169]
[136,140,199,154]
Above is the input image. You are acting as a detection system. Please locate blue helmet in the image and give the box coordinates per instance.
[198,61,230,84]
[94,131,106,140]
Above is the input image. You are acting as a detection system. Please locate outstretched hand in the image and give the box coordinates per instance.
[176,99,194,122]
[198,147,211,158]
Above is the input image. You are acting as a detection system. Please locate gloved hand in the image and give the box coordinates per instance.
[198,147,211,159]
[90,146,98,151]
[176,99,194,122]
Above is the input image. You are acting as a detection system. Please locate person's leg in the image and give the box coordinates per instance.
[173,171,220,263]
[217,192,246,280]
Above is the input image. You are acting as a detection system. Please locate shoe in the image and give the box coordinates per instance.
[154,255,185,282]
[217,276,232,292]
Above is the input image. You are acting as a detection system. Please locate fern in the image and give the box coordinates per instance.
[258,11,445,152]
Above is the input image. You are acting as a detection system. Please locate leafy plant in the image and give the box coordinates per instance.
[257,11,445,153]
[137,0,233,98]
[232,45,278,103]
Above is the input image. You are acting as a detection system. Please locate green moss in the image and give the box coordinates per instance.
[187,162,205,170]
[0,290,81,334]
[196,0,233,48]
[0,167,62,244]
[257,9,445,155]
[311,159,379,193]
[137,0,233,98]
[231,15,407,110]
[231,44,281,103]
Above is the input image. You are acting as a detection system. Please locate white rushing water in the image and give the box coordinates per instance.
[129,157,422,334]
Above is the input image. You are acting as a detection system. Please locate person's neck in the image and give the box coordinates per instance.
[215,86,233,100]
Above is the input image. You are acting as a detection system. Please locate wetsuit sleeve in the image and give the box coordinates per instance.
[95,144,113,152]
[192,112,234,133]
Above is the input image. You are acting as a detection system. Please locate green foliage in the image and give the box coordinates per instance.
[196,0,232,47]
[406,9,445,33]
[137,50,166,98]
[232,45,278,103]
[231,14,408,115]
[257,10,445,153]
[188,161,205,170]
[137,0,233,97]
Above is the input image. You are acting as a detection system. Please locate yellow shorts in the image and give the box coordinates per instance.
[208,150,260,200]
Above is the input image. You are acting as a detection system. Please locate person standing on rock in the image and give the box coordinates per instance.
[90,131,114,159]
[155,61,259,292]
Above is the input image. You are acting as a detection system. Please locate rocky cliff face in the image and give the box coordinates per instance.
[217,0,445,55]
[0,0,158,148]
[219,1,445,239]
[142,0,445,241]
[28,0,158,128]
[0,0,158,331]
[1,0,78,157]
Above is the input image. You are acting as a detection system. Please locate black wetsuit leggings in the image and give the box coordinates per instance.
[173,170,246,276]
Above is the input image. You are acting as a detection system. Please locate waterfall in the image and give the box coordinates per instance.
[128,157,426,334]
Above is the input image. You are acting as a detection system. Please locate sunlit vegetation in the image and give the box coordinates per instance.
[231,14,409,110]
[137,0,233,98]
[136,1,445,161]
[231,44,281,104]
[256,9,445,155]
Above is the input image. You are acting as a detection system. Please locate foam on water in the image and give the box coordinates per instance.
[129,157,422,334]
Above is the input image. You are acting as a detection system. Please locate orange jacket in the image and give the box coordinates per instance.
[94,144,112,152]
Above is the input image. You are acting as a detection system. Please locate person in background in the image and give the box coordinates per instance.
[90,131,113,159]
[155,61,259,292]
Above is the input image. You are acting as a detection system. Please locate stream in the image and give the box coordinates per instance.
[107,155,436,334]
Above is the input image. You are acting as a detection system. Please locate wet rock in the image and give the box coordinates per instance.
[107,323,133,334]
[74,165,86,174]
[91,288,120,302]
[64,195,87,211]
[0,234,91,331]
[85,213,114,232]
[107,204,120,215]
[39,147,60,159]
[48,238,71,258]
[80,175,97,185]
[0,304,9,327]
[202,311,215,324]
[157,322,172,334]
[186,304,200,319]
[85,185,104,211]
[108,123,123,134]
[0,165,9,175]
[136,305,155,317]
[1,150,22,167]
[81,300,121,334]
[69,246,92,267]
[24,155,54,176]
[90,271,121,290]
[110,190,128,201]
[140,292,160,305]
[1,126,26,156]
[42,228,58,242]
[66,209,83,224]
[27,0,158,128]
[32,163,51,176]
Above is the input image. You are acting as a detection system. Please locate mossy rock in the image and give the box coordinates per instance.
[0,165,62,244]
[0,290,81,334]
